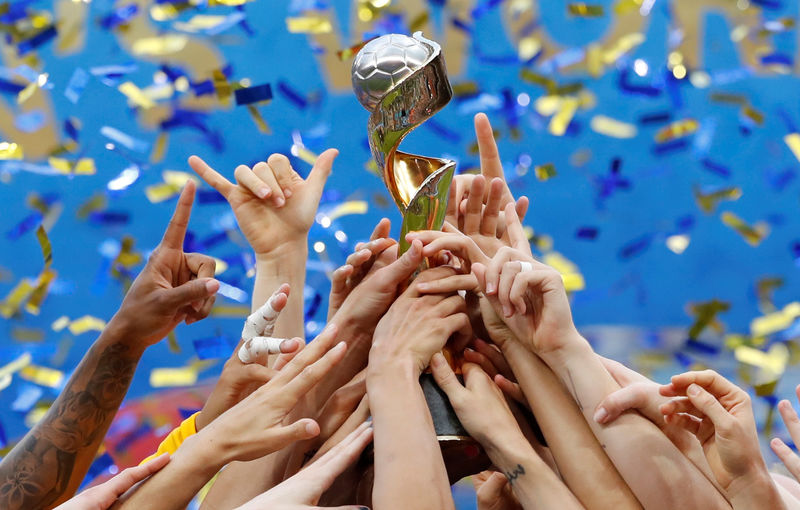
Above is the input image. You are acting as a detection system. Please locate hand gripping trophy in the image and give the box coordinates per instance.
[352,32,489,481]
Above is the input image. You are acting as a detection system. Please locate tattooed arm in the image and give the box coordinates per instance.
[0,182,219,510]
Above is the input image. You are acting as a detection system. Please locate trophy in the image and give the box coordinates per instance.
[352,32,488,482]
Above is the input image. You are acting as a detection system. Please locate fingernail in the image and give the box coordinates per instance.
[486,282,495,294]
[432,353,445,367]
[502,304,511,317]
[417,282,430,291]
[687,384,700,396]
[257,187,270,199]
[284,188,292,198]
[305,422,317,434]
[333,340,346,352]
[409,242,418,256]
[594,407,608,424]
[206,279,219,293]
[280,338,296,350]
[275,197,285,207]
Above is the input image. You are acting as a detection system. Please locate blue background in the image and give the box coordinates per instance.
[1,0,800,504]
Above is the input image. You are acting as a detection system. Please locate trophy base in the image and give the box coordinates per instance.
[420,373,491,484]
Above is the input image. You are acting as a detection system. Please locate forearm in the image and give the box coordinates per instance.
[728,472,787,510]
[0,323,141,510]
[504,341,641,510]
[254,240,308,340]
[368,361,454,510]
[115,434,223,510]
[483,435,584,510]
[539,337,730,510]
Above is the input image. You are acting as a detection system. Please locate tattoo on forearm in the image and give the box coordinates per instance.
[0,341,138,510]
[505,464,526,486]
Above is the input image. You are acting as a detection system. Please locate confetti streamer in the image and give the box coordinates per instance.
[687,299,730,339]
[534,163,556,181]
[590,115,637,138]
[721,212,770,247]
[567,3,604,16]
[750,302,800,338]
[286,16,332,34]
[654,119,699,143]
[542,252,584,291]
[19,364,64,389]
[693,185,742,213]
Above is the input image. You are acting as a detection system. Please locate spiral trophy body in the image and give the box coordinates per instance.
[352,32,488,482]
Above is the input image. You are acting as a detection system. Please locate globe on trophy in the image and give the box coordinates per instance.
[352,32,490,482]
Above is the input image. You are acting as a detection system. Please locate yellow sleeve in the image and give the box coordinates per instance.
[139,412,199,465]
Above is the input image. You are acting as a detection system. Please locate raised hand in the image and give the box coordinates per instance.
[328,218,395,320]
[659,370,784,507]
[113,180,219,346]
[54,454,170,510]
[188,150,338,257]
[773,385,800,482]
[238,284,297,363]
[236,422,374,510]
[198,324,347,463]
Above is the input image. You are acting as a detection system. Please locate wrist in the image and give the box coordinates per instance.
[367,355,419,388]
[484,436,536,476]
[536,331,591,369]
[255,238,308,263]
[175,432,227,477]
[98,316,147,357]
[727,467,782,507]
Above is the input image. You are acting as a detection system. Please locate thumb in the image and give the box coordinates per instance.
[164,278,219,309]
[594,383,653,425]
[430,352,465,402]
[377,239,422,288]
[270,418,320,447]
[685,383,732,432]
[478,471,508,499]
[307,148,338,198]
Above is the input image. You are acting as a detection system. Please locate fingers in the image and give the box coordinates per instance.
[503,203,529,252]
[271,418,321,446]
[416,273,479,294]
[463,175,486,234]
[234,164,272,201]
[370,217,391,241]
[239,337,297,364]
[373,239,423,289]
[494,374,527,407]
[306,148,338,202]
[103,453,171,497]
[463,348,498,379]
[408,231,488,266]
[771,438,800,481]
[515,195,530,223]
[474,113,504,181]
[282,341,347,398]
[187,155,235,198]
[476,471,509,506]
[252,161,285,206]
[498,262,522,317]
[661,370,744,403]
[242,285,289,341]
[266,153,296,200]
[472,338,513,379]
[594,383,659,425]
[431,352,466,403]
[308,421,373,477]
[160,180,196,250]
[779,399,800,448]
[480,178,504,236]
[164,278,219,310]
[184,253,217,322]
[674,383,734,433]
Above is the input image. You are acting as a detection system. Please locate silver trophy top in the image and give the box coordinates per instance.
[351,32,437,111]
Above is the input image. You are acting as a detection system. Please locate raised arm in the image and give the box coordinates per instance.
[0,182,219,510]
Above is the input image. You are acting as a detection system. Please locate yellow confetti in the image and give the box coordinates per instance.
[549,97,579,136]
[602,33,645,65]
[590,115,637,138]
[11,327,45,342]
[687,299,730,339]
[337,38,376,61]
[246,105,271,134]
[613,0,643,15]
[20,364,64,388]
[654,118,699,143]
[735,343,788,387]
[119,81,155,109]
[568,3,604,16]
[0,279,36,318]
[150,359,215,388]
[286,16,332,34]
[131,35,189,56]
[534,163,557,181]
[693,185,742,214]
[172,14,229,32]
[756,276,784,313]
[720,211,769,246]
[750,302,800,338]
[52,315,70,332]
[326,200,368,222]
[145,171,198,203]
[66,315,107,335]
[783,133,800,163]
[48,157,96,175]
[25,402,51,428]
[151,132,168,163]
[210,304,250,317]
[36,225,52,268]
[0,142,23,159]
[293,146,319,166]
[25,268,57,315]
[0,353,32,386]
[17,73,48,104]
[542,252,585,291]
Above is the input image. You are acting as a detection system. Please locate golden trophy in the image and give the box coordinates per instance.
[352,32,488,482]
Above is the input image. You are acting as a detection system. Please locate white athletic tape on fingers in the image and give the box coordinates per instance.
[519,261,533,273]
[238,337,285,363]
[242,291,282,341]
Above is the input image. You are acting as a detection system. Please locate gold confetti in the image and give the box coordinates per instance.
[750,302,800,338]
[0,353,32,387]
[549,97,579,136]
[693,185,742,213]
[20,364,64,388]
[17,73,48,104]
[150,359,215,388]
[590,115,637,138]
[542,252,585,291]
[741,105,765,125]
[602,33,644,65]
[246,105,271,134]
[145,171,198,203]
[286,16,332,34]
[36,225,52,269]
[59,315,106,335]
[48,157,96,175]
[720,211,769,246]
[293,146,319,166]
[654,118,699,143]
[210,304,250,317]
[25,268,56,315]
[131,35,189,56]
[534,163,557,181]
[756,276,784,313]
[783,133,800,163]
[0,279,36,318]
[76,194,106,219]
[568,3,604,17]
[687,299,730,339]
[735,343,788,390]
[11,327,45,342]
[709,92,748,105]
[0,142,23,159]
[337,37,376,61]
[119,81,155,109]
[325,200,368,222]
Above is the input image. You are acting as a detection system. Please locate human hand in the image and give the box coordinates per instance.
[54,454,170,510]
[111,181,219,349]
[235,422,373,510]
[195,288,302,431]
[238,284,301,364]
[328,218,395,320]
[431,355,527,460]
[370,266,472,376]
[472,471,522,510]
[772,385,800,481]
[199,324,347,463]
[188,150,338,258]
[659,370,776,500]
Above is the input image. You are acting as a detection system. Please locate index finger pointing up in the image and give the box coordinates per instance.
[187,155,235,198]
[161,180,195,249]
